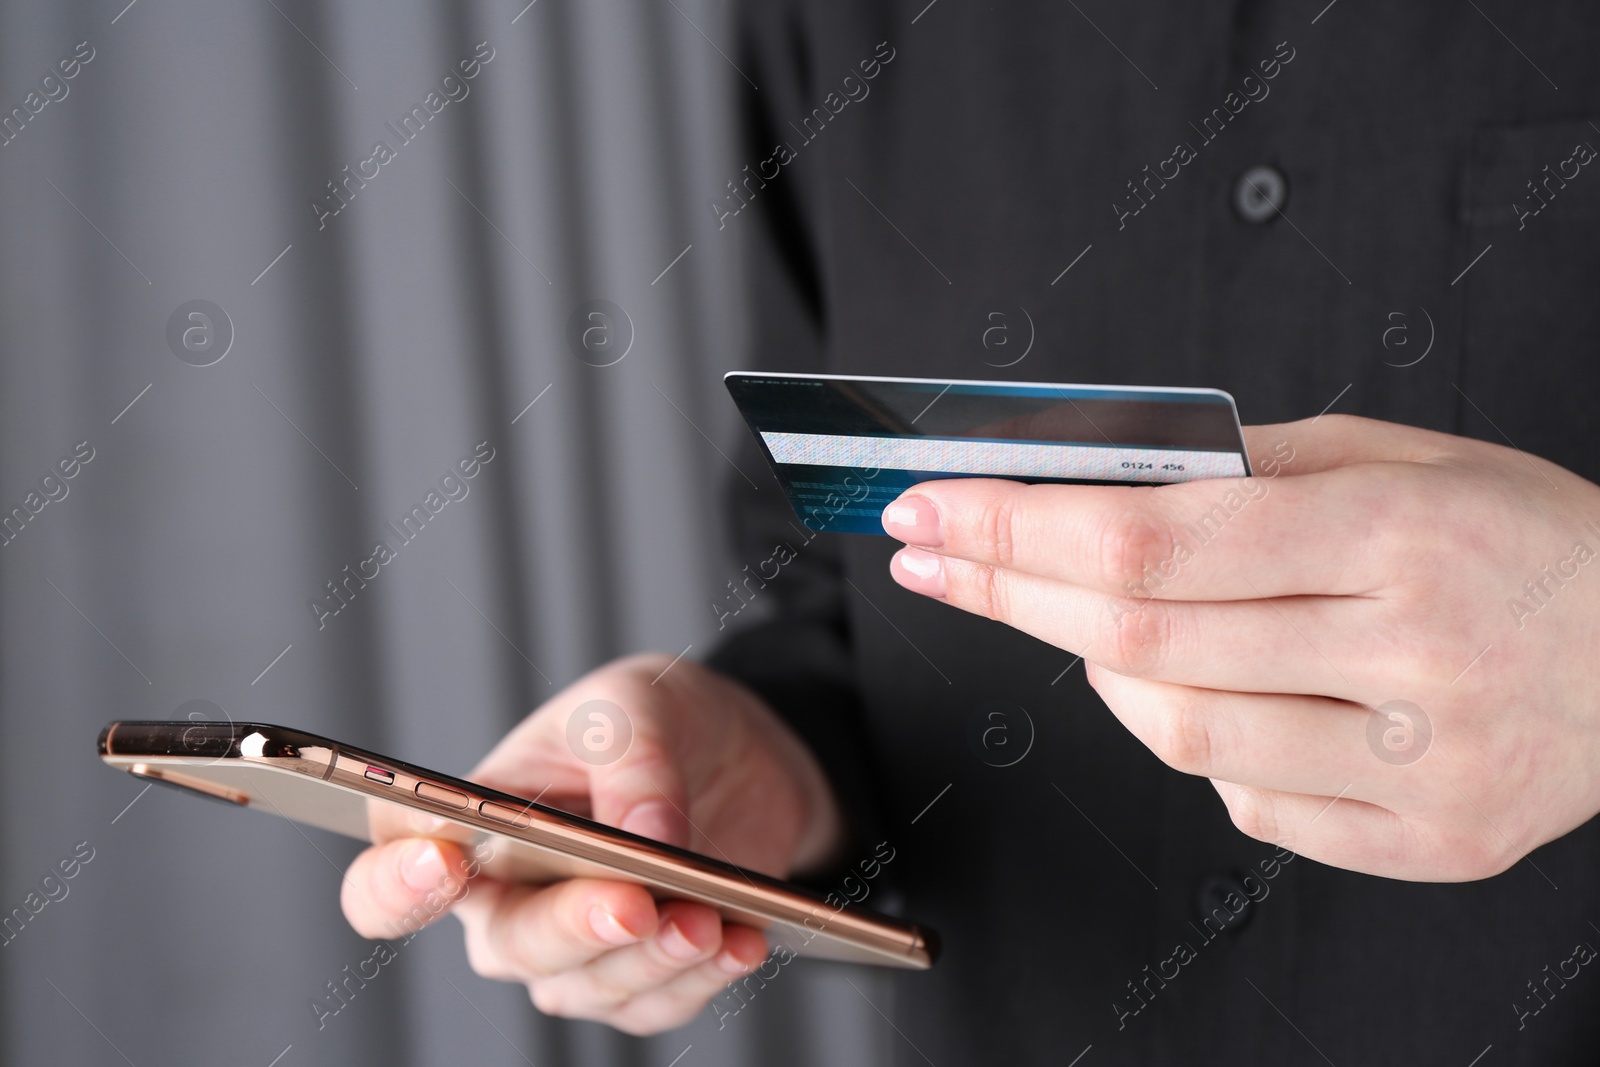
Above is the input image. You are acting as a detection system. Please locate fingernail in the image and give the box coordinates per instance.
[881,494,943,546]
[589,905,642,946]
[399,840,446,893]
[658,918,702,960]
[620,801,686,847]
[892,547,947,597]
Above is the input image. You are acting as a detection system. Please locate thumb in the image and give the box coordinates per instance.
[568,697,692,849]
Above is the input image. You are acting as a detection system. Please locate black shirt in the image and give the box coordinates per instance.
[708,2,1600,1062]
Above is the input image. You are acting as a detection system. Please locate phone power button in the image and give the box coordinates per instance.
[414,782,470,809]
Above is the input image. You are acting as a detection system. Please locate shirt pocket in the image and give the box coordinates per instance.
[1453,115,1600,482]
[1459,116,1600,229]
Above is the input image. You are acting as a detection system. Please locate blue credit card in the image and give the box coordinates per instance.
[724,372,1250,536]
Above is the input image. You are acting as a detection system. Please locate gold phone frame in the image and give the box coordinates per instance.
[99,721,935,970]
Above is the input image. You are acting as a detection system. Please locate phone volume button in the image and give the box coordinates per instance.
[479,801,532,829]
[414,782,470,809]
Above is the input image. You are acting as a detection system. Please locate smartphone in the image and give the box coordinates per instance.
[98,720,935,969]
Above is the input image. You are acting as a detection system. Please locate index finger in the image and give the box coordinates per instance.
[882,447,1424,601]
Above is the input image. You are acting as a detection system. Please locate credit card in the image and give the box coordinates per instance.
[724,372,1250,536]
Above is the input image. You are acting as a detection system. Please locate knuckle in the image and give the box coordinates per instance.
[1476,837,1522,880]
[1375,814,1433,876]
[1438,823,1519,881]
[464,941,503,981]
[555,899,604,953]
[605,651,706,707]
[957,561,1012,622]
[531,973,640,1027]
[338,881,378,938]
[1149,697,1217,775]
[496,899,564,980]
[615,650,675,683]
[1102,598,1172,676]
[1375,623,1463,687]
[1314,412,1364,436]
[610,1003,683,1037]
[976,563,1011,620]
[463,922,518,982]
[1097,507,1174,594]
[976,491,1020,568]
[581,971,642,1012]
[529,980,567,1017]
[1414,642,1462,686]
[508,932,558,981]
[609,1016,655,1038]
[1367,489,1421,568]
[611,741,676,779]
[1083,659,1105,689]
[1225,787,1286,849]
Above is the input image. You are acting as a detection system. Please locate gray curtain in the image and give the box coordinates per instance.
[0,2,889,1064]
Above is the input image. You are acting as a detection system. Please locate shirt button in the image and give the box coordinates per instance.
[1193,872,1255,935]
[1233,165,1287,223]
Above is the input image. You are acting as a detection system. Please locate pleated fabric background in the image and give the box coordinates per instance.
[0,2,890,1064]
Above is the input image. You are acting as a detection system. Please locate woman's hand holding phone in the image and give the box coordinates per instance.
[339,653,843,1035]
